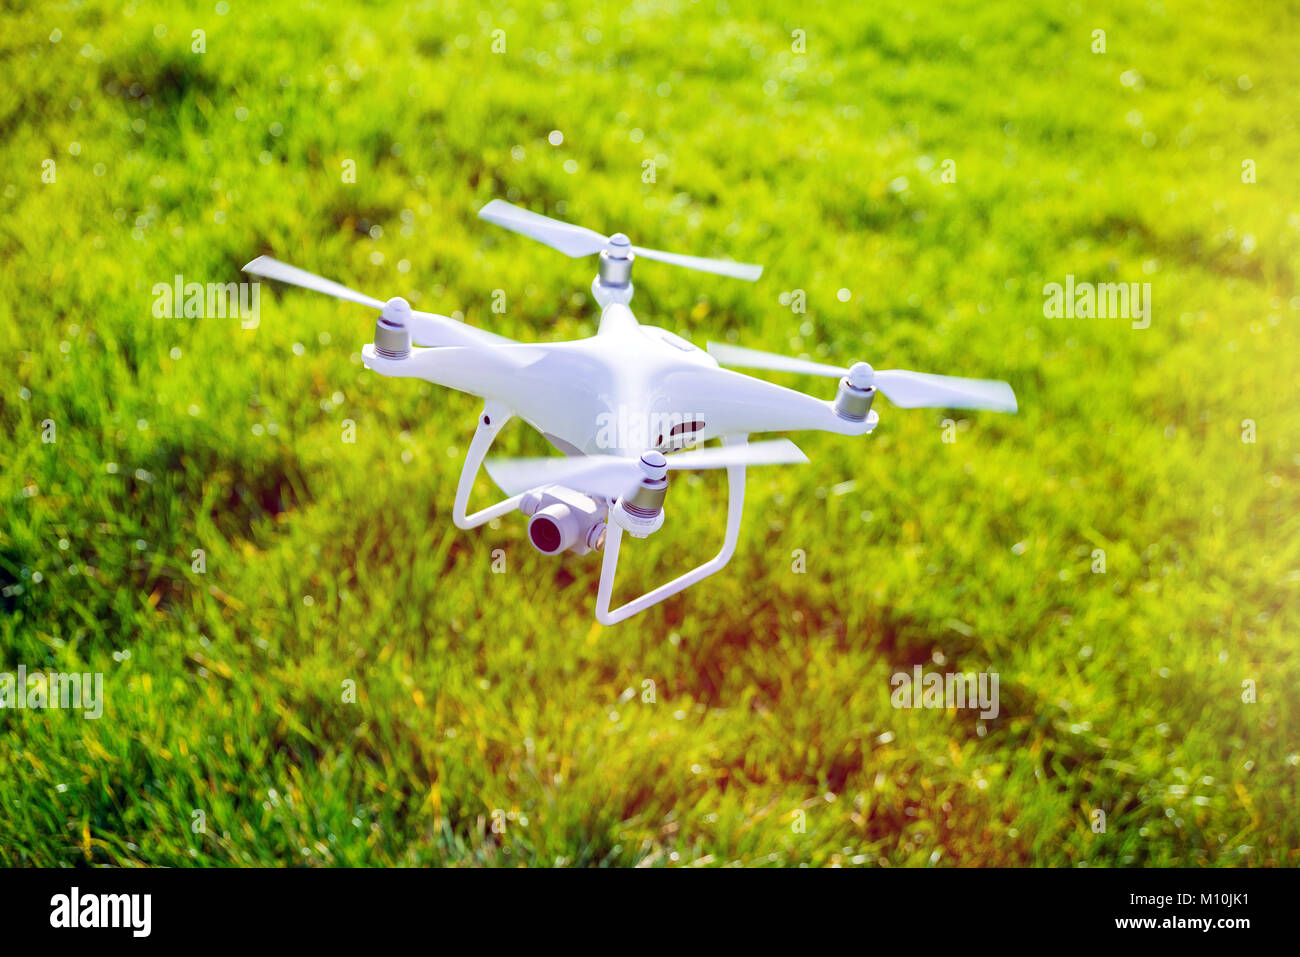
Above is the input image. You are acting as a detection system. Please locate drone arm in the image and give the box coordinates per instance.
[594,435,749,626]
[452,400,529,529]
[407,312,515,348]
[362,342,548,402]
[675,366,877,438]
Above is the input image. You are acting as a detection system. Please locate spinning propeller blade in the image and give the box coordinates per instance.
[485,455,643,500]
[243,256,383,309]
[705,342,847,378]
[242,256,512,346]
[706,341,1017,413]
[485,439,807,500]
[478,200,763,281]
[664,438,809,470]
[629,247,762,282]
[869,369,1017,412]
[477,200,608,258]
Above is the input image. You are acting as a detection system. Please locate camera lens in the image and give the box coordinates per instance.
[529,515,564,553]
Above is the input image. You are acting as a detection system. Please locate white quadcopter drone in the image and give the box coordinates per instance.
[243,200,1016,624]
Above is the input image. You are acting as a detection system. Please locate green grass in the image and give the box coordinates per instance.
[1,0,1297,866]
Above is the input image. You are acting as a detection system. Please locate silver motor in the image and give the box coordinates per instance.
[833,362,876,421]
[373,297,412,360]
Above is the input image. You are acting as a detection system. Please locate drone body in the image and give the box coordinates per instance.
[244,200,1016,624]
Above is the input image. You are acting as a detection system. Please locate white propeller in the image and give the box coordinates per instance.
[242,256,383,309]
[706,341,1018,413]
[478,200,763,281]
[242,256,511,346]
[485,438,807,499]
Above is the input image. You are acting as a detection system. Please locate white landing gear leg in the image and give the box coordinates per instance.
[594,434,749,626]
[452,399,527,529]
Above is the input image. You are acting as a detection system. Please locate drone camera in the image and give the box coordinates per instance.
[520,486,607,556]
[528,507,571,553]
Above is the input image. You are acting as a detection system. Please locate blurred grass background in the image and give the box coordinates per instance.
[1,0,1297,866]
